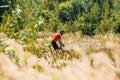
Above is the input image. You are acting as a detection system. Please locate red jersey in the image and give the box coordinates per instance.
[52,33,61,42]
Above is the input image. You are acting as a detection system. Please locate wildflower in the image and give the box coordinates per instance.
[15,8,22,14]
[9,24,14,27]
[38,17,43,24]
[34,24,38,28]
[34,17,43,28]
[38,20,43,25]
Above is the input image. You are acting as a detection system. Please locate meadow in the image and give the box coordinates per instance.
[0,0,120,80]
[0,32,120,80]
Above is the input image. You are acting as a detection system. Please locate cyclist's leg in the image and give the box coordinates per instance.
[51,41,60,54]
[52,41,59,49]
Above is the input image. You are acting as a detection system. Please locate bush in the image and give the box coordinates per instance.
[57,0,67,3]
[114,22,120,33]
[48,2,55,10]
[58,1,75,23]
[58,7,72,23]
[80,24,96,36]
[0,0,9,21]
[95,19,114,34]
[58,0,84,24]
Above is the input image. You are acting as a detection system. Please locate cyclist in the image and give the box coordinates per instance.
[51,30,65,52]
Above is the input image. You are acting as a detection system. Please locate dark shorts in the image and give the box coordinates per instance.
[52,41,59,50]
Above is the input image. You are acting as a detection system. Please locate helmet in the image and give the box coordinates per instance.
[60,30,65,34]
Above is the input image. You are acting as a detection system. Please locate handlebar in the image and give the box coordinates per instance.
[59,44,65,50]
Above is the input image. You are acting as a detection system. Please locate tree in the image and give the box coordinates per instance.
[0,0,9,21]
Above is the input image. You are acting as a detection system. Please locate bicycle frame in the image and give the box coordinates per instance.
[49,44,70,54]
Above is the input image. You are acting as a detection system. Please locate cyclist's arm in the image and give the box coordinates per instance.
[58,39,64,46]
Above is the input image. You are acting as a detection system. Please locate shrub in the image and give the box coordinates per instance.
[58,1,75,23]
[48,1,55,10]
[0,0,9,21]
[80,24,96,36]
[114,22,120,33]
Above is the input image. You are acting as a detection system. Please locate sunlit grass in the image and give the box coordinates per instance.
[0,32,120,80]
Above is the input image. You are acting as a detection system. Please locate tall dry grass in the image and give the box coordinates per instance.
[0,32,120,80]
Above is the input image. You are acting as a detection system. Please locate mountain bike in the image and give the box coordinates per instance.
[51,44,73,60]
[39,44,72,60]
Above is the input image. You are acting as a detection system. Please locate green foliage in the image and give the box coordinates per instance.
[57,0,68,3]
[90,3,101,23]
[80,24,96,36]
[50,18,59,32]
[58,1,73,23]
[0,0,9,21]
[1,0,120,36]
[71,0,84,16]
[114,22,120,33]
[0,34,20,65]
[58,0,84,24]
[0,0,9,5]
[48,1,55,10]
[0,0,120,57]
